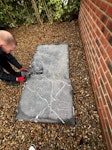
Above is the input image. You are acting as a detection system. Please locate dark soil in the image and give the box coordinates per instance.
[0,21,106,150]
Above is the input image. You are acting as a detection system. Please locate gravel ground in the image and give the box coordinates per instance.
[0,21,106,150]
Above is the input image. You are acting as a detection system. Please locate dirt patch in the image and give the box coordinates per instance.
[0,21,106,149]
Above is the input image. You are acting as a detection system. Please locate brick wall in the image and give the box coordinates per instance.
[78,0,112,149]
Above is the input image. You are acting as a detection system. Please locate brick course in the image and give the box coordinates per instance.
[78,0,112,149]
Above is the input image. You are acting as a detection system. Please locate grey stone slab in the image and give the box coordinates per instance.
[15,44,75,124]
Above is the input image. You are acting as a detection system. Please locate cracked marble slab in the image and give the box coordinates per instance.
[15,44,75,124]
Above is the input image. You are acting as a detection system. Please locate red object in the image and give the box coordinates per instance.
[16,76,25,82]
[20,67,27,71]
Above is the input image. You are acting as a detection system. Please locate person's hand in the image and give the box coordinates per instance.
[20,67,29,77]
[16,76,25,82]
[20,67,28,71]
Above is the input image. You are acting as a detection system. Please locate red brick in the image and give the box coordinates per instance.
[100,114,106,130]
[92,39,96,49]
[106,5,112,18]
[95,45,101,57]
[106,83,112,101]
[108,34,112,46]
[95,0,102,9]
[100,78,107,94]
[106,71,112,88]
[106,18,112,32]
[100,35,108,48]
[95,7,102,19]
[91,71,95,83]
[105,30,111,42]
[98,107,102,118]
[96,18,102,30]
[100,57,107,72]
[83,1,89,10]
[92,30,96,39]
[91,62,95,72]
[90,1,96,12]
[100,106,107,128]
[106,110,112,134]
[92,12,98,23]
[99,1,108,12]
[92,57,96,68]
[105,107,112,128]
[101,14,108,25]
[105,95,112,116]
[83,6,88,15]
[86,4,89,12]
[104,131,112,150]
[106,58,112,74]
[95,55,100,67]
[100,67,107,83]
[95,95,100,108]
[84,0,87,3]
[99,86,106,105]
[99,45,108,60]
[100,25,106,35]
[106,0,112,3]
[87,0,91,6]
[96,87,100,98]
[95,31,101,44]
[95,64,100,75]
[105,119,112,144]
[96,38,100,46]
[91,0,96,3]
[102,131,107,147]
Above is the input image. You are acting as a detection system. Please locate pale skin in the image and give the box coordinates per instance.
[0,30,20,81]
[0,30,16,54]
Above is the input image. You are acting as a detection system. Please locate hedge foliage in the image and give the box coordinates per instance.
[0,0,80,28]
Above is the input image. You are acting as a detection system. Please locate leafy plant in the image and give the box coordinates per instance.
[0,0,80,28]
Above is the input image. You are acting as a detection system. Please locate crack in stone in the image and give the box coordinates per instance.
[50,108,65,124]
[35,106,48,120]
[16,44,74,124]
[26,79,67,123]
[55,84,65,98]
[28,76,67,122]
